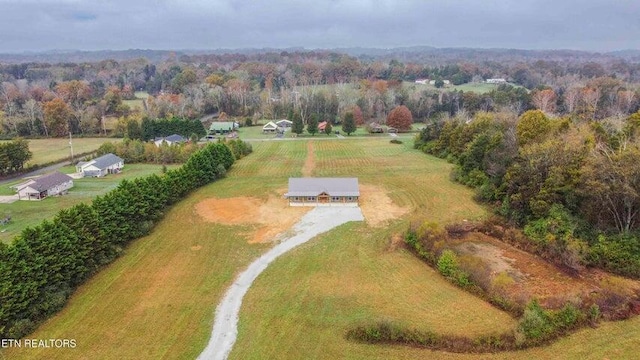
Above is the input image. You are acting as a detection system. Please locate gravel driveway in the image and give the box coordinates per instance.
[197,206,364,360]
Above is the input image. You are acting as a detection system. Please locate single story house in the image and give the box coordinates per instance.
[76,153,124,177]
[415,79,429,85]
[318,121,328,132]
[209,122,239,135]
[486,78,507,84]
[276,119,293,128]
[285,177,359,207]
[154,134,186,146]
[262,121,279,133]
[14,171,74,200]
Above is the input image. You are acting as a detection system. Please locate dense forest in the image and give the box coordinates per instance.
[415,109,640,278]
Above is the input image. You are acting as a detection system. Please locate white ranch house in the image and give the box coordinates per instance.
[14,171,74,200]
[154,134,186,146]
[285,178,359,207]
[76,153,124,177]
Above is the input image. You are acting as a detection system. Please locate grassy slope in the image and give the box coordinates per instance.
[0,164,178,244]
[3,139,639,359]
[2,138,120,167]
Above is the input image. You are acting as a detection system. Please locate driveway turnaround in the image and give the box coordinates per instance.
[197,206,364,360]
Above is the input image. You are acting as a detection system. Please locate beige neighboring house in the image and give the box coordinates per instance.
[76,153,124,177]
[285,177,359,207]
[262,121,279,133]
[14,171,74,200]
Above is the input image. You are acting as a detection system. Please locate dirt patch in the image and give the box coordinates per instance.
[190,245,202,251]
[194,195,309,243]
[302,141,315,177]
[387,233,404,252]
[456,242,524,281]
[359,184,410,227]
[453,232,640,307]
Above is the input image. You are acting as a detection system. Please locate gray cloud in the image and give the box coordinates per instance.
[0,0,638,52]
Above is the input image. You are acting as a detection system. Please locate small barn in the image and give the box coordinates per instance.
[285,178,359,207]
[262,121,279,133]
[318,121,328,132]
[154,134,186,146]
[15,171,74,200]
[76,153,124,177]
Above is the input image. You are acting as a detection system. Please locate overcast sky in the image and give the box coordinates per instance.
[0,0,639,53]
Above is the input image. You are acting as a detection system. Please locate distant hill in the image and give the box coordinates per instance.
[0,46,637,64]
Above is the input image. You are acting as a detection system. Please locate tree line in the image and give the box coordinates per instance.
[2,50,640,139]
[415,110,640,277]
[0,140,252,339]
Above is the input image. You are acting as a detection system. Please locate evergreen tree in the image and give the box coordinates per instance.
[292,111,304,135]
[307,114,319,135]
[342,112,356,136]
[324,122,333,135]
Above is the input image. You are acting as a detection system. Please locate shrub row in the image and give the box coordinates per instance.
[346,300,593,353]
[0,141,251,339]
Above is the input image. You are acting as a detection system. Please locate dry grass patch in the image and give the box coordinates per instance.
[194,194,309,243]
[359,184,410,227]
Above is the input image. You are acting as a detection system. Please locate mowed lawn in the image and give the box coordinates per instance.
[3,139,640,360]
[0,164,178,244]
[0,137,121,167]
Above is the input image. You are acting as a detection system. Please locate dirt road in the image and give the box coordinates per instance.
[197,207,364,360]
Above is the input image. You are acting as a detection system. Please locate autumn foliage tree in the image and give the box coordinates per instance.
[386,105,413,131]
[43,98,72,137]
[351,105,365,125]
[532,89,556,114]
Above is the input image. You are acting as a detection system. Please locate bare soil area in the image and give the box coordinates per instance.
[454,232,640,307]
[195,195,309,243]
[359,184,410,227]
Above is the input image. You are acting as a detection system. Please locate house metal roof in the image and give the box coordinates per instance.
[155,134,186,143]
[285,178,359,197]
[28,171,73,192]
[85,153,124,170]
[209,122,236,131]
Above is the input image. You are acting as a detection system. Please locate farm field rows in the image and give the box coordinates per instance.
[3,139,640,359]
[0,164,178,244]
[0,137,121,167]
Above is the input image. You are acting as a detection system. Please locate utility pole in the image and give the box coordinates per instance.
[69,132,74,163]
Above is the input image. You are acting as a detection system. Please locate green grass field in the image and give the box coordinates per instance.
[404,81,527,94]
[3,138,639,360]
[0,164,178,244]
[0,137,120,167]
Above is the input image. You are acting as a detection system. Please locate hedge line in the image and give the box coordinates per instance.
[0,140,251,339]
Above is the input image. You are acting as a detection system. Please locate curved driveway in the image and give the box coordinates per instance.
[197,206,364,360]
